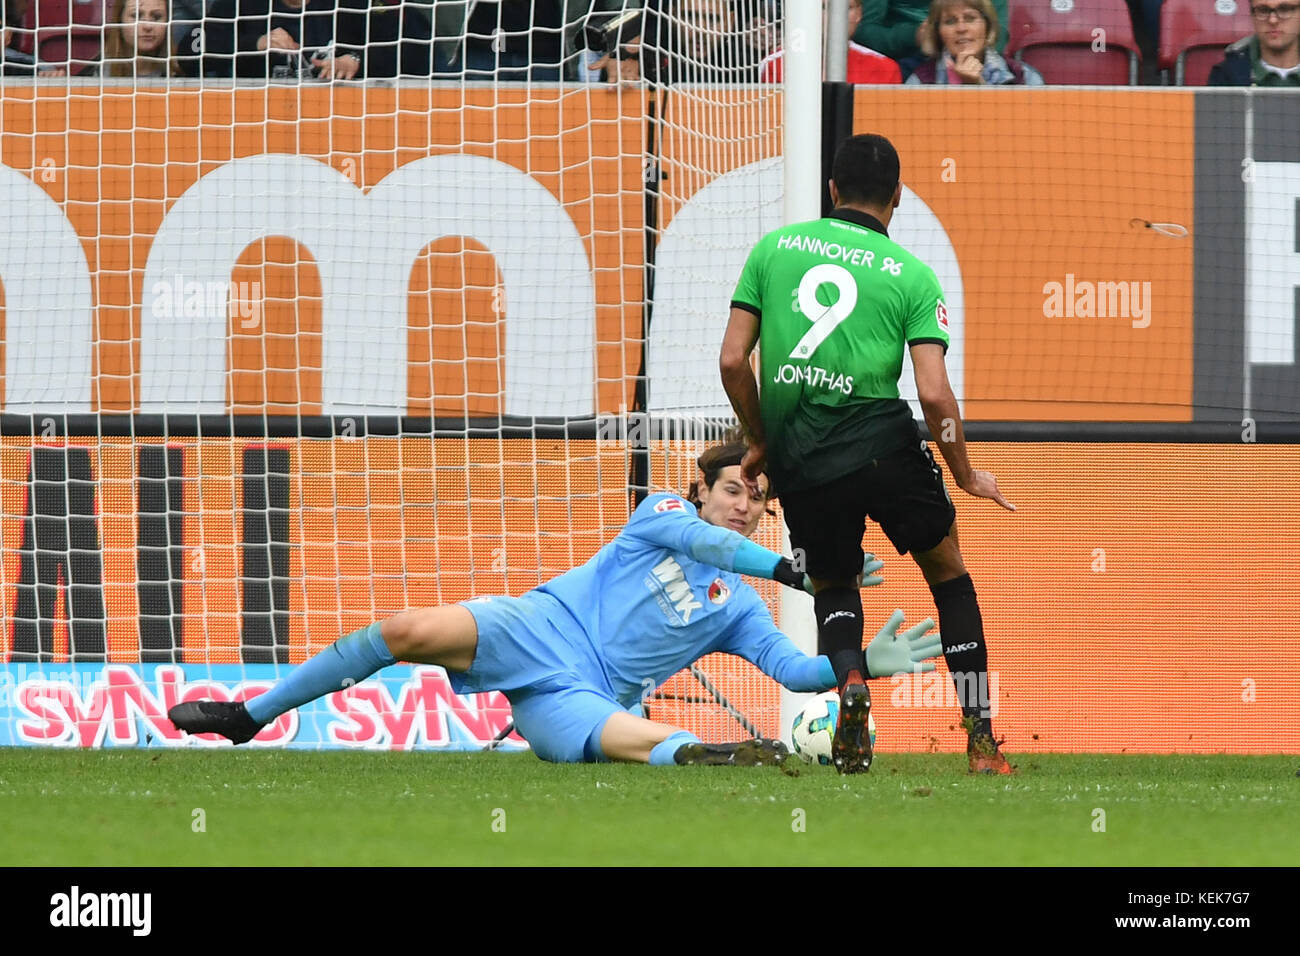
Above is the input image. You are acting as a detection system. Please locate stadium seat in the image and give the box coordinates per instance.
[19,0,106,75]
[1005,0,1141,85]
[1158,0,1254,85]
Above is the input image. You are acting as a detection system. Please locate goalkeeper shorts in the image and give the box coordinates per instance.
[454,591,622,762]
[506,684,624,763]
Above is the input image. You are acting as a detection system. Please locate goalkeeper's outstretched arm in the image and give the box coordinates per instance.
[721,599,943,692]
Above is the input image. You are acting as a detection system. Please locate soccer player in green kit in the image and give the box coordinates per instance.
[720,133,1015,775]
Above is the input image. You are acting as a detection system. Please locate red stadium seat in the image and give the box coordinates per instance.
[1005,0,1141,85]
[1159,0,1254,85]
[19,0,106,75]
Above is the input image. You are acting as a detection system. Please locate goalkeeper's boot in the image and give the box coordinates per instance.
[674,739,788,767]
[831,671,873,775]
[966,722,1016,775]
[168,701,265,745]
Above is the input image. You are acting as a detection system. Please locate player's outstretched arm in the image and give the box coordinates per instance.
[910,342,1014,511]
[719,306,766,483]
[722,597,938,691]
[625,493,855,593]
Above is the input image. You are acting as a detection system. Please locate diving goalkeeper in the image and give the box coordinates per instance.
[169,441,941,766]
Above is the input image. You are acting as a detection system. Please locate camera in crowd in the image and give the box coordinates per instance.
[270,45,356,81]
[581,8,643,60]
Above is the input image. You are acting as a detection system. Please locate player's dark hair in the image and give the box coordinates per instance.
[685,436,773,510]
[831,134,900,209]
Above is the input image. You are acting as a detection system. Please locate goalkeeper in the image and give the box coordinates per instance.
[169,441,941,766]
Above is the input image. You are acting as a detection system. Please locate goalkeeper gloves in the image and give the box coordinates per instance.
[863,608,943,678]
[804,553,883,594]
[772,553,884,593]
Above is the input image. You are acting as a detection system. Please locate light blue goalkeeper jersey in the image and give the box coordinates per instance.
[534,493,833,708]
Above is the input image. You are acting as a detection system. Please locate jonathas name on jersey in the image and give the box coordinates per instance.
[772,362,855,395]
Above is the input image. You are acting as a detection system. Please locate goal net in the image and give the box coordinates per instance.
[0,0,790,750]
[2,1,1297,756]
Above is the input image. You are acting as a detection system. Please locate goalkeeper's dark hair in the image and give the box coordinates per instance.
[685,432,774,510]
[831,134,900,209]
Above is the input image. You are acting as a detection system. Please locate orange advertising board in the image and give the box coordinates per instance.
[861,441,1300,754]
[3,87,1204,422]
[1,88,1294,754]
[0,86,647,416]
[651,88,1197,421]
[2,436,1295,753]
[651,440,1299,754]
[856,90,1196,421]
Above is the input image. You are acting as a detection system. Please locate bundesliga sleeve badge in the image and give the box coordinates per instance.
[935,300,949,331]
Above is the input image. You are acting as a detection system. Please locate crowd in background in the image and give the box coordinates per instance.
[1,0,1296,86]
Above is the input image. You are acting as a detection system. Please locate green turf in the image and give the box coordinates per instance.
[2,749,1295,866]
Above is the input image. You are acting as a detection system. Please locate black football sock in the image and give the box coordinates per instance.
[814,587,864,687]
[929,574,995,736]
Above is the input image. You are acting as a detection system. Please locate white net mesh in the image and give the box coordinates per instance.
[0,0,791,749]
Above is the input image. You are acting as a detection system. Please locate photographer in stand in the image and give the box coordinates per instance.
[579,6,643,82]
[582,0,755,84]
[201,0,367,79]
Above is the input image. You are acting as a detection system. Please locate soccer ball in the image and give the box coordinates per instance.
[790,691,876,765]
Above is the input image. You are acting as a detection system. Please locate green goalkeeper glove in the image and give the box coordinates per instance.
[863,608,942,678]
[800,553,884,594]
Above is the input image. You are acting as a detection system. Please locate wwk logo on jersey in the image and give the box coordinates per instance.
[935,300,949,331]
[708,578,730,605]
[653,497,685,513]
[647,555,703,624]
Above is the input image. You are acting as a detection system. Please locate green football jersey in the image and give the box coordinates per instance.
[731,209,949,494]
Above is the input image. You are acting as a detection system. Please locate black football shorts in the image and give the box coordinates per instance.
[780,440,958,580]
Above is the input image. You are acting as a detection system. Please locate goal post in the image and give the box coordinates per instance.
[776,0,822,747]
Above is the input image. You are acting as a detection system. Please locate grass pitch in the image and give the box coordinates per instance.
[2,749,1295,867]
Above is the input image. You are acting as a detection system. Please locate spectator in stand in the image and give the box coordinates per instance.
[3,0,38,74]
[103,0,179,76]
[201,0,366,79]
[198,0,449,79]
[577,1,639,81]
[905,0,1040,85]
[856,0,1005,79]
[1209,0,1300,86]
[595,0,757,84]
[655,0,755,81]
[439,1,640,83]
[21,0,107,75]
[170,0,203,60]
[455,0,565,81]
[742,0,779,70]
[361,0,437,78]
[198,0,238,74]
[759,0,901,85]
